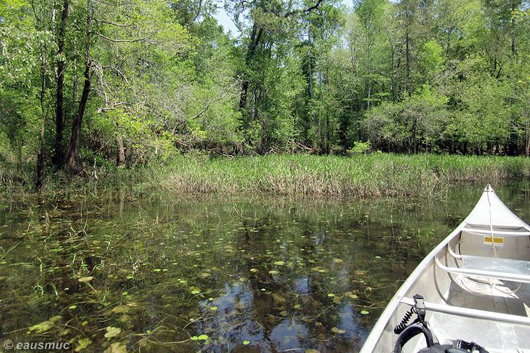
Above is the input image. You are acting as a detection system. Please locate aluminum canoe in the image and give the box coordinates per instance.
[360,185,530,353]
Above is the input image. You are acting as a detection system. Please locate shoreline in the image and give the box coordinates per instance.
[1,154,529,200]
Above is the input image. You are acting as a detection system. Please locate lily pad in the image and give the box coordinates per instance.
[29,320,54,333]
[268,270,279,275]
[78,276,94,283]
[111,305,129,314]
[104,342,127,353]
[327,293,335,297]
[243,340,251,345]
[346,292,358,300]
[273,293,286,304]
[75,338,92,352]
[104,326,122,339]
[360,310,370,315]
[273,261,285,266]
[331,326,346,334]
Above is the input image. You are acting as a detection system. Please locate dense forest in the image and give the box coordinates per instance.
[1,0,530,186]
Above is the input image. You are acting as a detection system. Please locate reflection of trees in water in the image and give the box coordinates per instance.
[3,184,525,352]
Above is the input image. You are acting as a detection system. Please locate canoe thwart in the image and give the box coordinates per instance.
[400,296,530,326]
[461,227,530,237]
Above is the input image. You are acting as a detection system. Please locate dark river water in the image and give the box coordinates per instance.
[1,183,529,352]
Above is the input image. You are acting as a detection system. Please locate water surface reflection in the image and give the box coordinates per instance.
[0,183,529,352]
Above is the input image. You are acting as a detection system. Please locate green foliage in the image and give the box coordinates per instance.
[348,141,372,155]
[2,0,530,189]
[364,85,448,152]
[420,40,444,79]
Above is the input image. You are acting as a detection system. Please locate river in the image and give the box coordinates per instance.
[0,182,529,352]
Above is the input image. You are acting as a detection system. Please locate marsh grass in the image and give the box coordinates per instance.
[2,154,530,200]
[136,154,530,198]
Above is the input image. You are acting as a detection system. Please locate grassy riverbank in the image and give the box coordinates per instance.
[141,154,530,198]
[2,154,530,199]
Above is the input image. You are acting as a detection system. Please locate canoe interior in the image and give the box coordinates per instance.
[373,230,530,353]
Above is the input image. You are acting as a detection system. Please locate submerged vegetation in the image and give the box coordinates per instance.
[5,186,520,352]
[3,154,530,200]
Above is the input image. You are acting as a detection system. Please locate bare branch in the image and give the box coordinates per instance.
[284,0,324,18]
[192,0,203,22]
[102,65,129,83]
[93,32,147,43]
[94,18,133,28]
[97,102,128,113]
[192,83,239,120]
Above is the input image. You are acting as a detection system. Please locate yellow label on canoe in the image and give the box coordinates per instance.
[484,236,504,245]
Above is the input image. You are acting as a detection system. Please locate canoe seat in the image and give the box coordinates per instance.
[462,255,530,278]
[436,250,530,283]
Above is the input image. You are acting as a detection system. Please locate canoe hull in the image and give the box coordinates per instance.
[360,187,530,353]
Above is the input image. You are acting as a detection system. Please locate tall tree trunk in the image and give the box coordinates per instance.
[72,37,78,105]
[526,126,530,157]
[36,47,48,189]
[405,30,410,94]
[511,0,516,57]
[66,0,92,172]
[116,136,125,167]
[390,42,396,101]
[308,29,314,101]
[366,18,372,110]
[306,27,314,145]
[239,24,263,114]
[53,0,69,167]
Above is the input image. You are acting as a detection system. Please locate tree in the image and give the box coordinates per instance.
[53,0,69,167]
[226,0,333,151]
[363,85,448,153]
